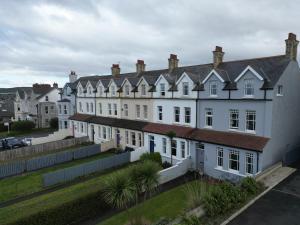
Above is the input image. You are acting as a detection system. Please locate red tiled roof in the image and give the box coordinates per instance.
[188,129,269,152]
[143,123,269,152]
[69,113,93,122]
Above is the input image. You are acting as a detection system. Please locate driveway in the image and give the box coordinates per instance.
[228,165,300,225]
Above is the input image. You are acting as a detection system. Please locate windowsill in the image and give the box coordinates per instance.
[243,95,254,99]
[245,130,256,134]
[204,126,213,129]
[209,95,218,98]
[276,94,283,97]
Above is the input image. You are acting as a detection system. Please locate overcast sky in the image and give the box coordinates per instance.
[0,0,299,87]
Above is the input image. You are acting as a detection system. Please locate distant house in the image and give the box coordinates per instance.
[14,83,61,128]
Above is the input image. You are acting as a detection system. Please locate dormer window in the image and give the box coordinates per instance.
[183,82,189,96]
[78,87,82,95]
[209,81,217,96]
[125,85,130,96]
[244,79,254,97]
[45,96,49,101]
[160,83,166,96]
[111,85,116,96]
[277,85,283,96]
[98,86,103,96]
[141,84,146,96]
[88,87,92,95]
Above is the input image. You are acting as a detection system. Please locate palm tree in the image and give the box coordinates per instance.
[102,170,135,210]
[166,131,176,165]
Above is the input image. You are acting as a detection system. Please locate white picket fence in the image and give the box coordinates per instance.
[158,157,192,184]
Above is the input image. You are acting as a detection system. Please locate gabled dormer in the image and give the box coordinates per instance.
[76,82,85,97]
[201,69,226,98]
[233,65,264,99]
[135,76,151,98]
[96,80,105,97]
[153,74,173,98]
[107,79,118,97]
[174,72,198,98]
[85,81,95,97]
[120,78,134,97]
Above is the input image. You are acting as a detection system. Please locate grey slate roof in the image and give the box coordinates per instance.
[72,55,291,91]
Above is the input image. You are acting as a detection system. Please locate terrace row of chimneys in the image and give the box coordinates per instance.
[70,33,298,79]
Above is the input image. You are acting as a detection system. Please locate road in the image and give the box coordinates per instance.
[228,164,300,225]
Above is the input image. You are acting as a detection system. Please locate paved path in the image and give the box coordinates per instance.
[228,165,300,225]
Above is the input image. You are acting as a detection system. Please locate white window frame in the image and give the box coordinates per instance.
[184,107,191,124]
[63,105,67,114]
[99,103,102,114]
[229,150,240,172]
[108,103,112,115]
[59,104,62,114]
[158,106,163,121]
[125,85,130,96]
[113,103,117,116]
[138,133,142,147]
[171,140,177,156]
[86,102,89,112]
[141,84,146,96]
[180,141,186,158]
[244,79,254,97]
[245,153,254,175]
[124,104,128,117]
[79,102,82,112]
[160,83,166,96]
[174,107,180,123]
[143,105,148,119]
[90,103,93,113]
[209,80,217,96]
[246,110,256,133]
[216,147,223,168]
[98,126,101,138]
[136,105,140,119]
[162,138,167,154]
[131,132,136,146]
[125,130,129,144]
[205,108,213,128]
[102,126,107,139]
[229,109,239,130]
[182,82,189,96]
[111,85,116,96]
[98,86,103,96]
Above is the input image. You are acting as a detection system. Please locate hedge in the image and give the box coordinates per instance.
[140,152,162,165]
[6,190,111,225]
[11,121,35,132]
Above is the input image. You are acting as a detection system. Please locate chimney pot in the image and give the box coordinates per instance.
[111,64,121,76]
[168,54,179,72]
[285,33,299,60]
[136,59,146,74]
[69,70,78,83]
[213,46,224,68]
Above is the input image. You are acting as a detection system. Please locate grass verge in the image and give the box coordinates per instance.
[0,151,114,202]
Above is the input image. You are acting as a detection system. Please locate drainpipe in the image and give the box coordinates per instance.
[256,152,259,174]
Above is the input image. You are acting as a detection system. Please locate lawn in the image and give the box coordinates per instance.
[99,180,201,225]
[0,150,114,202]
[0,162,132,225]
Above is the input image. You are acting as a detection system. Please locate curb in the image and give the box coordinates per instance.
[220,167,296,225]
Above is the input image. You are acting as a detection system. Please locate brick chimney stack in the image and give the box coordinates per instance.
[285,33,299,60]
[111,64,120,77]
[69,70,78,83]
[168,54,179,72]
[136,60,146,74]
[213,46,224,68]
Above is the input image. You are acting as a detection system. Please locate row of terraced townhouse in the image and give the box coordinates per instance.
[58,33,300,181]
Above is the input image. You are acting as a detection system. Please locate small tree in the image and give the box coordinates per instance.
[166,131,176,165]
[50,117,58,130]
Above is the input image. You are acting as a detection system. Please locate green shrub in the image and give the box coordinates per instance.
[240,177,263,196]
[11,121,35,132]
[179,215,203,225]
[50,117,58,129]
[140,152,162,165]
[204,182,247,217]
[6,190,110,225]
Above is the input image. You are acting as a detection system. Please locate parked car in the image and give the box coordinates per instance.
[1,137,28,150]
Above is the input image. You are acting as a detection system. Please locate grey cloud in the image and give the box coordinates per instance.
[0,0,299,87]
